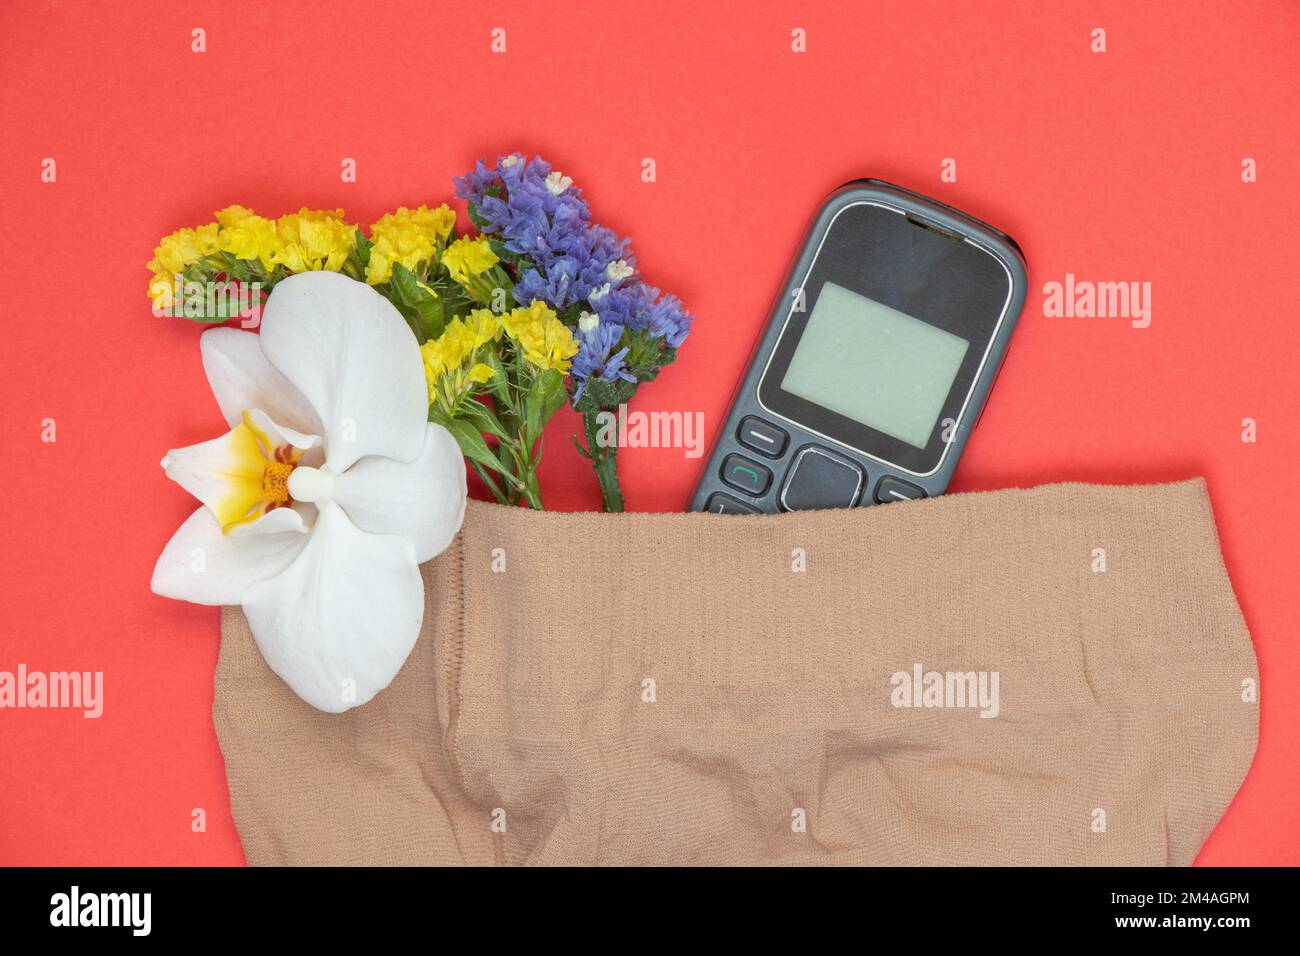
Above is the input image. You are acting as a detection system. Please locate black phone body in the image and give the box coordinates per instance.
[689,179,1027,514]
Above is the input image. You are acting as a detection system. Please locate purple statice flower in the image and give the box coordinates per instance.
[512,219,632,310]
[475,190,547,250]
[453,157,506,200]
[514,256,585,310]
[641,291,693,348]
[455,154,593,259]
[570,319,635,402]
[585,225,633,287]
[586,279,647,326]
[560,224,629,297]
[591,281,694,349]
[454,153,691,346]
[513,200,590,262]
[495,152,542,193]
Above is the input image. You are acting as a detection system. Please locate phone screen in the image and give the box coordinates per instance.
[780,281,970,449]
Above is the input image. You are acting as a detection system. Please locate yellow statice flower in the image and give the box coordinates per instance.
[149,223,221,275]
[394,202,456,240]
[147,273,174,307]
[365,204,457,285]
[500,300,580,373]
[422,350,493,406]
[215,205,279,270]
[459,362,496,394]
[461,308,504,349]
[275,208,356,272]
[146,222,221,306]
[440,236,499,284]
[420,309,503,405]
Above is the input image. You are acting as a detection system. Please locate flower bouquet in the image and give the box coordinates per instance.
[148,153,693,711]
[149,153,693,512]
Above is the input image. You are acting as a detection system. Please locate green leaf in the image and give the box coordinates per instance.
[456,397,509,441]
[432,412,520,487]
[354,227,372,259]
[390,262,445,340]
[482,351,513,414]
[343,227,373,281]
[389,262,421,302]
[466,201,490,232]
[170,271,249,324]
[523,368,566,441]
[572,432,593,459]
[176,312,229,326]
[438,288,476,325]
[540,369,568,418]
[487,238,524,269]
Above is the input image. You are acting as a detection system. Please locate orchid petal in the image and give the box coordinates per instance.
[161,410,317,531]
[161,428,265,529]
[332,422,467,563]
[228,504,311,537]
[246,408,321,453]
[200,327,323,436]
[151,506,309,605]
[241,501,424,713]
[257,272,427,473]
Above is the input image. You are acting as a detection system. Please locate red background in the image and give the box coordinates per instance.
[1,0,1295,865]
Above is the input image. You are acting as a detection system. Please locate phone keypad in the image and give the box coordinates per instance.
[736,416,788,458]
[705,416,931,513]
[874,475,927,503]
[720,454,772,496]
[778,446,864,511]
[704,493,760,515]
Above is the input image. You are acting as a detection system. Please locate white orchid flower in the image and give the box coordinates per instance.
[151,271,466,713]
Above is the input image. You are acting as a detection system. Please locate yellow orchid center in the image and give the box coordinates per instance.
[216,411,306,534]
[261,460,294,502]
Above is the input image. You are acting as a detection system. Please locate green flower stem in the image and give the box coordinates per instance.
[521,466,545,510]
[498,434,543,510]
[469,458,507,505]
[516,423,546,511]
[583,409,625,513]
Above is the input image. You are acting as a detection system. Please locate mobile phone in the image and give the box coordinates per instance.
[689,179,1027,514]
